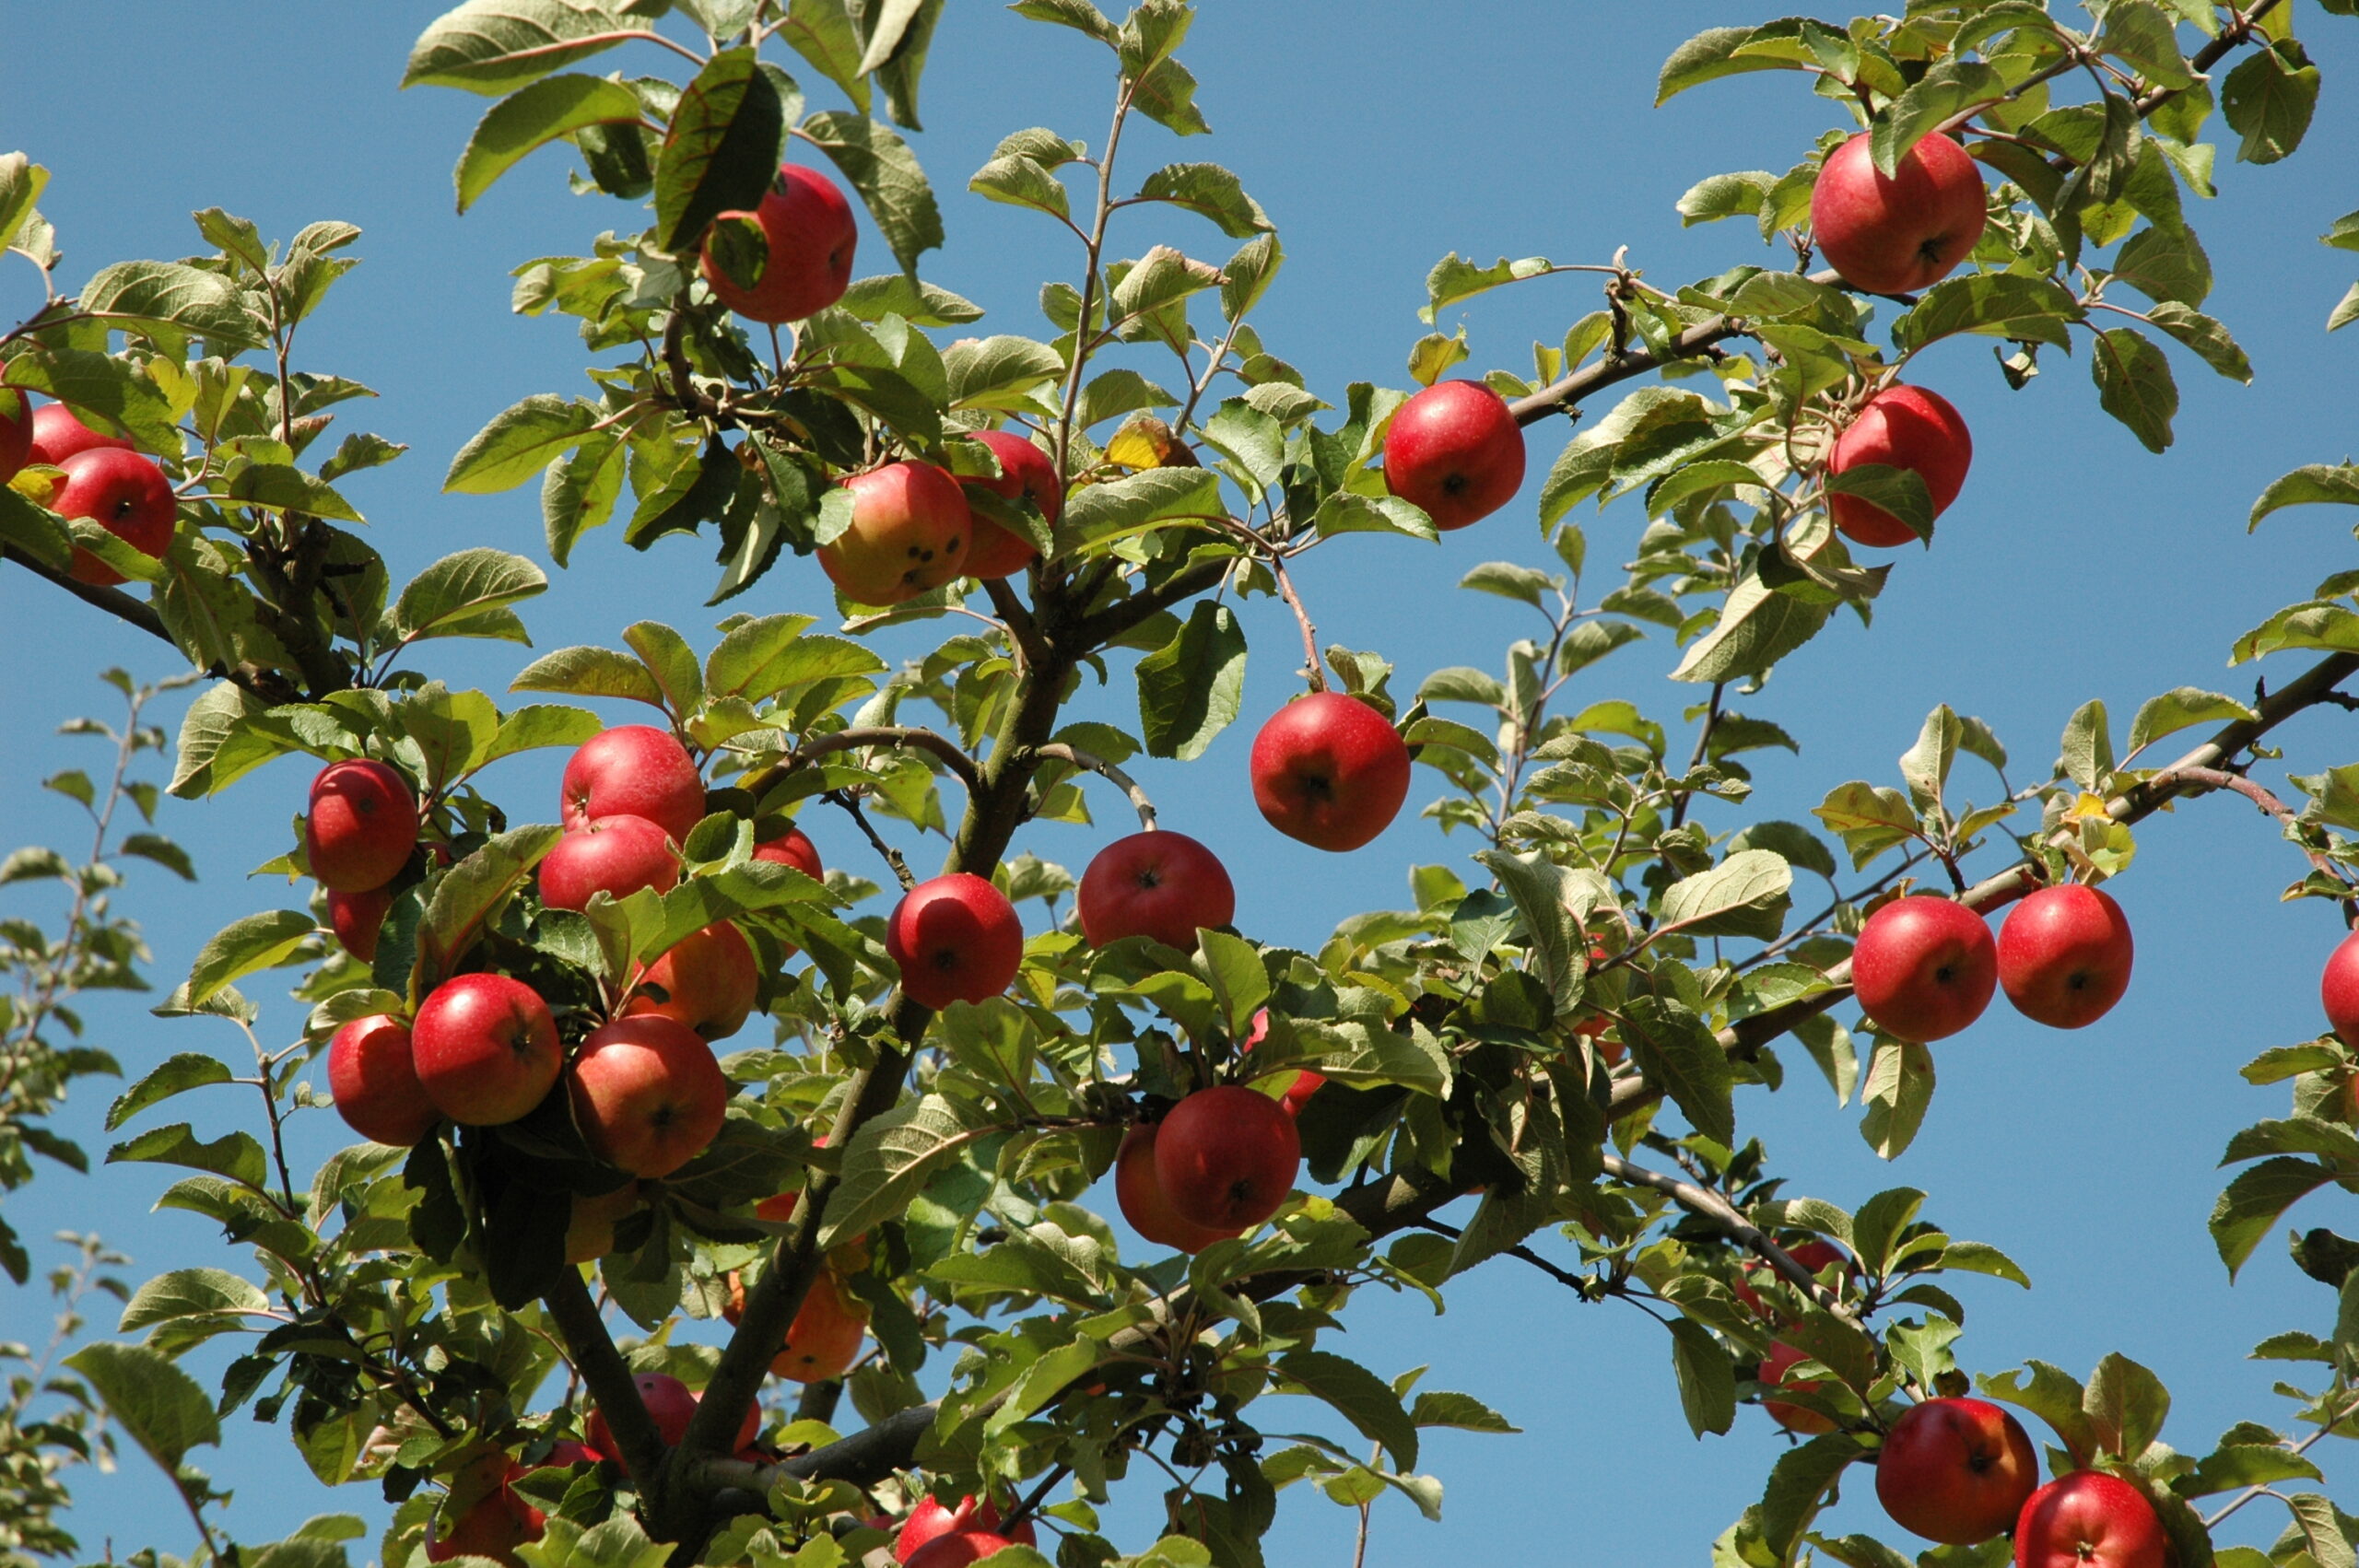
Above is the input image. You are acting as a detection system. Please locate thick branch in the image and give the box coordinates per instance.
[5,544,176,644]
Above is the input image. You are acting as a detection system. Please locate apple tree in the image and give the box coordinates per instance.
[2,4,2358,1568]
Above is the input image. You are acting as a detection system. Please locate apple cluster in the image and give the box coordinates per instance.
[0,397,179,584]
[1850,885,2136,1044]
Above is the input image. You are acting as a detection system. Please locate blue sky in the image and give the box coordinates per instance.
[4,3,2357,1562]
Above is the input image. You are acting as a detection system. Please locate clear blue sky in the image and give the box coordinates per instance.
[3,4,2355,1562]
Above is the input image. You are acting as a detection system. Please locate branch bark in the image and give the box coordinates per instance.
[542,1269,668,1499]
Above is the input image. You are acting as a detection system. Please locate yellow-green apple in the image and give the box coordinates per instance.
[885,872,1024,1010]
[1077,830,1236,952]
[958,428,1062,579]
[1381,380,1527,530]
[0,392,29,483]
[1851,895,1996,1041]
[1876,1396,2039,1545]
[1811,131,1988,295]
[773,1269,869,1382]
[306,759,419,894]
[53,447,175,586]
[1249,692,1411,852]
[567,1014,729,1178]
[585,1373,757,1461]
[327,883,393,963]
[411,973,561,1125]
[624,919,760,1040]
[1828,385,1974,547]
[818,461,972,604]
[1760,1340,1837,1434]
[538,814,679,911]
[1115,1121,1240,1253]
[1155,1084,1300,1230]
[1997,884,2133,1029]
[326,1013,439,1147]
[561,725,706,842]
[2013,1471,2165,1568]
[2320,930,2359,1041]
[28,403,134,467]
[699,163,858,324]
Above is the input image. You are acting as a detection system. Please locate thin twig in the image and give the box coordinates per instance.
[1028,743,1157,831]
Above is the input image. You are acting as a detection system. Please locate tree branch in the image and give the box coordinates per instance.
[1599,1152,1853,1320]
[542,1268,668,1500]
[4,544,175,644]
[1027,743,1157,831]
[743,725,986,801]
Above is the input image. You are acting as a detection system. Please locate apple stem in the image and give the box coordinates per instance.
[1028,743,1157,832]
[1243,532,1324,693]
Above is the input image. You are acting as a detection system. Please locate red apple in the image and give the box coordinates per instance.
[1381,380,1526,531]
[586,1373,758,1461]
[1249,692,1412,852]
[561,725,706,842]
[896,1500,1037,1565]
[959,428,1062,580]
[411,974,562,1126]
[1115,1121,1242,1254]
[772,1269,869,1383]
[2320,929,2359,1042]
[306,759,419,894]
[326,1013,439,1147]
[28,403,135,468]
[1877,1396,2039,1545]
[699,163,858,324]
[1811,131,1989,296]
[1076,830,1236,952]
[905,1534,1017,1568]
[817,461,972,605]
[1731,1237,1849,1319]
[1277,1069,1325,1116]
[568,1014,730,1179]
[0,392,30,483]
[1155,1085,1300,1231]
[754,825,824,880]
[1760,1340,1837,1434]
[624,919,760,1041]
[1828,385,1974,548]
[886,872,1025,1011]
[1850,895,1997,1042]
[327,883,394,963]
[538,814,679,911]
[53,447,176,586]
[2013,1471,2166,1568]
[1997,884,2133,1030]
[426,1452,538,1567]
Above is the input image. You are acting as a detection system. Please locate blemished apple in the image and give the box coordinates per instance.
[754,825,824,879]
[2319,929,2359,1041]
[1731,1237,1849,1319]
[772,1269,869,1382]
[563,1182,640,1264]
[0,392,30,483]
[1759,1340,1837,1434]
[326,1013,440,1147]
[327,883,394,963]
[817,461,972,604]
[2013,1471,2166,1568]
[1115,1121,1241,1254]
[1076,830,1237,952]
[561,725,707,842]
[1381,380,1527,530]
[1827,385,1974,548]
[699,163,858,324]
[585,1373,758,1462]
[27,402,135,467]
[1876,1396,2038,1545]
[53,447,176,586]
[624,919,760,1040]
[568,1014,730,1179]
[410,973,562,1125]
[885,872,1025,1011]
[1154,1084,1301,1231]
[958,428,1062,579]
[1249,691,1412,852]
[1850,895,1997,1042]
[538,814,680,911]
[1997,884,2134,1029]
[1811,131,1989,296]
[306,759,420,894]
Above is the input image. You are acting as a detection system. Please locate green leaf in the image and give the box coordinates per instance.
[392,548,547,644]
[1667,1317,1737,1437]
[542,431,626,567]
[404,0,638,94]
[455,73,643,212]
[169,680,284,799]
[780,0,873,112]
[1860,1036,1935,1160]
[2210,1157,2333,1279]
[1009,0,1115,42]
[119,1268,269,1334]
[418,825,563,984]
[1197,929,1270,1037]
[107,1054,233,1132]
[1133,162,1270,238]
[2110,224,2212,308]
[1460,561,1556,609]
[480,703,604,768]
[1312,492,1439,543]
[444,393,596,492]
[2145,301,2251,382]
[1757,1434,1865,1559]
[1659,849,1791,941]
[837,273,983,325]
[1621,996,1734,1145]
[2083,1352,2170,1463]
[1937,1240,2031,1288]
[1222,232,1283,321]
[2125,687,2254,756]
[1407,1390,1519,1433]
[1672,568,1835,685]
[1472,849,1583,1007]
[81,260,265,349]
[968,152,1071,222]
[944,334,1064,412]
[0,486,74,572]
[2250,464,2359,530]
[2096,1,2195,89]
[1677,171,1775,228]
[2230,602,2359,665]
[819,1094,995,1247]
[107,1124,268,1190]
[1824,464,1932,543]
[654,48,784,252]
[2330,282,2359,334]
[624,620,703,717]
[1871,61,2004,176]
[1657,23,1814,103]
[2221,41,2318,165]
[2183,1445,2325,1497]
[63,1342,219,1471]
[1897,705,1962,813]
[0,154,48,251]
[1134,601,1245,762]
[1276,1350,1418,1470]
[1891,274,2082,353]
[185,910,318,1007]
[802,110,943,273]
[2091,327,2177,452]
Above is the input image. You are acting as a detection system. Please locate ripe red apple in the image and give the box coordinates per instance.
[896,1499,1037,1566]
[53,447,176,586]
[699,163,858,324]
[1760,1340,1837,1434]
[538,814,679,911]
[326,1013,439,1147]
[773,1270,869,1382]
[959,428,1062,580]
[1731,1237,1849,1319]
[1239,1009,1324,1115]
[327,883,394,963]
[426,1452,538,1567]
[1996,884,2133,1030]
[905,1533,1017,1568]
[568,1014,730,1178]
[1877,1396,2039,1545]
[1828,385,1974,548]
[817,461,972,605]
[28,403,135,468]
[564,1182,640,1264]
[2320,930,2359,1042]
[411,974,562,1126]
[1249,692,1412,852]
[886,872,1025,1011]
[0,392,30,483]
[561,725,706,843]
[624,919,760,1040]
[1076,830,1236,952]
[1155,1085,1301,1231]
[1811,131,1989,296]
[1850,895,1997,1042]
[1381,380,1527,531]
[2013,1471,2166,1568]
[306,759,419,894]
[585,1373,758,1461]
[1115,1121,1242,1254]
[754,825,824,880]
